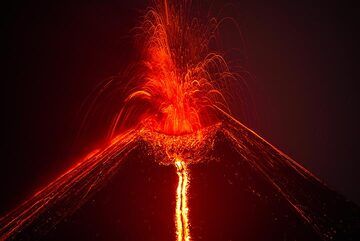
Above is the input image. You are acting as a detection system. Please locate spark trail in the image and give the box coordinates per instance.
[0,129,139,240]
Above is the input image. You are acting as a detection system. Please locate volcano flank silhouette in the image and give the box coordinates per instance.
[2,110,359,241]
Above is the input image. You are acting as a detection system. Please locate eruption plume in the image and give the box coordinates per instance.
[112,0,232,136]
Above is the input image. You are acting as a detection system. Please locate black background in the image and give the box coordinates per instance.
[1,0,359,224]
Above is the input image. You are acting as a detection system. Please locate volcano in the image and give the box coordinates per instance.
[1,109,359,241]
[1,0,359,240]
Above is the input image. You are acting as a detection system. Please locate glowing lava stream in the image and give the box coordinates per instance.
[175,158,191,241]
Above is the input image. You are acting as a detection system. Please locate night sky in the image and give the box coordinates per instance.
[1,0,359,226]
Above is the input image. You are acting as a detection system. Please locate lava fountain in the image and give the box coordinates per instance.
[114,1,235,239]
[111,0,231,136]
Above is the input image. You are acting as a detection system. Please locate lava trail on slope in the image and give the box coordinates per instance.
[0,129,139,240]
[1,111,359,240]
[211,109,360,241]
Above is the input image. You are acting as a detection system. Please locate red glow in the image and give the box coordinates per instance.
[112,0,232,136]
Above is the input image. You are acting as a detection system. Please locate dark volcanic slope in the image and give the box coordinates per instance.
[2,116,359,241]
[201,111,360,241]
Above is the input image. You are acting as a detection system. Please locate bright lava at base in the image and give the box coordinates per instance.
[175,158,191,241]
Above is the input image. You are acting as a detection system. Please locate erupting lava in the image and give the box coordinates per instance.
[112,0,231,136]
[1,1,357,241]
[113,1,234,237]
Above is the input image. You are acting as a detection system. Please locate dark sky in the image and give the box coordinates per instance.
[0,0,359,217]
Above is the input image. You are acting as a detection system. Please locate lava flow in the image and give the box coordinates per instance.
[1,0,359,241]
[175,158,190,241]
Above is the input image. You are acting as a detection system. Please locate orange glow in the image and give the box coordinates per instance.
[175,158,191,241]
[110,0,233,137]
